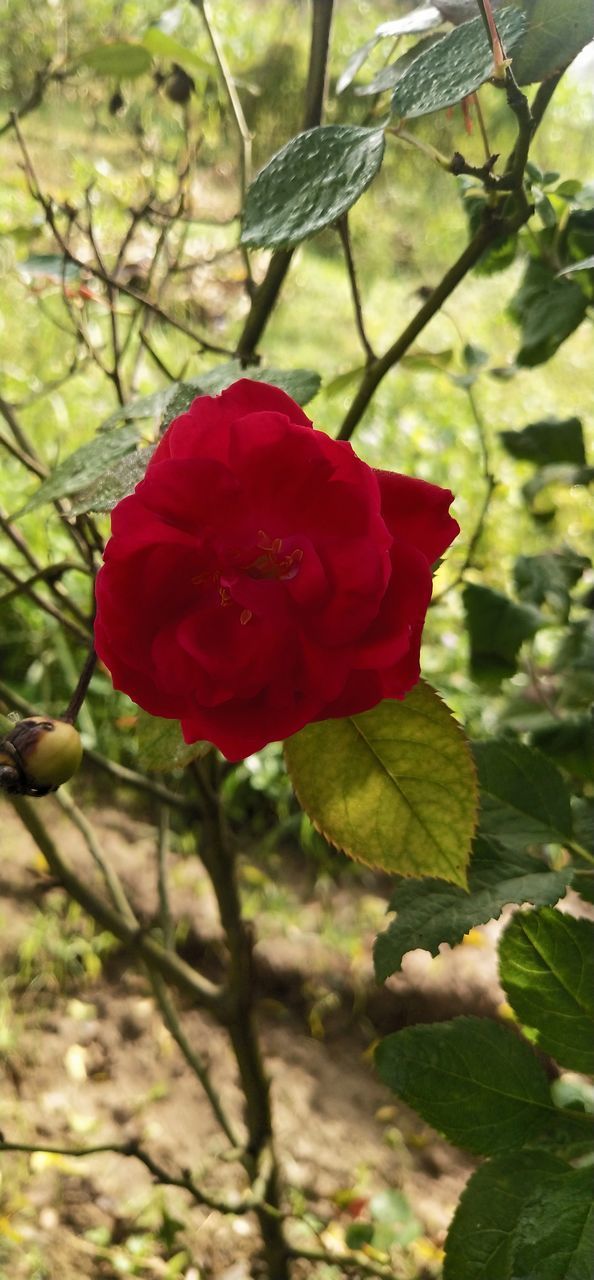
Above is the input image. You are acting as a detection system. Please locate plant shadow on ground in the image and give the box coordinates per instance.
[0,797,510,1280]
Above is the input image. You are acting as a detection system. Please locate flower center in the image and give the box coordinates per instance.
[245,531,303,582]
[192,531,303,626]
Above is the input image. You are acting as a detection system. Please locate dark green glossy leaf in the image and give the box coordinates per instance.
[500,907,594,1073]
[444,1151,566,1280]
[356,35,443,97]
[512,0,594,85]
[374,837,572,980]
[463,583,543,678]
[79,42,153,78]
[375,1017,553,1155]
[390,8,526,119]
[285,682,477,886]
[509,261,588,367]
[500,415,586,465]
[472,739,574,849]
[511,1165,594,1279]
[531,715,594,782]
[241,126,385,249]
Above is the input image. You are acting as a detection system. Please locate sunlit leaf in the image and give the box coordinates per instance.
[285,681,477,886]
[136,711,210,772]
[390,8,526,118]
[79,42,153,78]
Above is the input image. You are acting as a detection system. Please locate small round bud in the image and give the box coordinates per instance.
[4,717,83,790]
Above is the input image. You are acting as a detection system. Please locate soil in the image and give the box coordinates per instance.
[0,797,500,1280]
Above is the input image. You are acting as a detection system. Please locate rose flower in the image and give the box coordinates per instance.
[95,380,458,760]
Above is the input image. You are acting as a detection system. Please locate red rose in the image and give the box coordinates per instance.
[95,380,458,760]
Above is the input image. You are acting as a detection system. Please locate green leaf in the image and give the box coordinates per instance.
[499,907,594,1073]
[356,35,444,97]
[509,261,588,367]
[375,1017,553,1156]
[17,424,141,515]
[68,446,156,515]
[444,1151,566,1280]
[531,715,594,783]
[99,387,177,432]
[336,36,380,95]
[499,416,586,466]
[463,583,543,678]
[558,253,594,277]
[142,27,210,77]
[512,0,594,85]
[511,1165,594,1280]
[136,711,210,772]
[285,682,477,886]
[241,126,385,249]
[374,837,572,981]
[79,42,153,78]
[376,7,444,37]
[522,464,594,516]
[17,253,80,283]
[390,8,526,119]
[472,739,574,849]
[513,550,590,619]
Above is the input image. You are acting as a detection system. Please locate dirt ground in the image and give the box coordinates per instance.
[0,797,500,1280]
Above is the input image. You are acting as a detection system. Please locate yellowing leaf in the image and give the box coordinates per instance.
[285,682,477,885]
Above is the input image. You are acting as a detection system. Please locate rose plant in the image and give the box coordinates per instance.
[94,379,459,759]
[2,1,593,1278]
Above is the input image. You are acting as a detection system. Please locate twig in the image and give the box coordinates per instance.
[62,645,97,723]
[287,1244,394,1277]
[12,116,234,359]
[9,796,222,1013]
[192,758,290,1276]
[53,788,135,924]
[0,1138,257,1215]
[191,1,252,196]
[156,804,174,950]
[337,215,375,363]
[235,0,335,362]
[433,380,496,603]
[0,562,91,644]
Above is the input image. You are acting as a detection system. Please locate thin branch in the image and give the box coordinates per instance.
[54,788,135,924]
[337,215,375,363]
[156,805,174,950]
[148,970,241,1150]
[287,1244,394,1277]
[432,380,496,603]
[0,1139,257,1215]
[10,796,222,1013]
[192,758,290,1277]
[0,562,91,644]
[12,117,234,359]
[62,645,97,723]
[191,0,252,196]
[235,0,335,362]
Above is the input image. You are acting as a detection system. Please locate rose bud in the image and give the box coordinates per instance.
[3,717,83,791]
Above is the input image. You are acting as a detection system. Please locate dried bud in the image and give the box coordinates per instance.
[165,64,195,104]
[1,717,83,794]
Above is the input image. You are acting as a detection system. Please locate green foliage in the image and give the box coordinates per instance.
[78,41,153,78]
[241,126,385,248]
[500,907,594,1072]
[499,417,586,466]
[512,0,594,84]
[390,9,526,119]
[376,1016,554,1155]
[136,711,210,772]
[18,423,141,514]
[511,1165,594,1280]
[285,682,477,885]
[510,261,589,367]
[374,838,572,980]
[472,740,574,849]
[444,1151,566,1280]
[463,583,543,678]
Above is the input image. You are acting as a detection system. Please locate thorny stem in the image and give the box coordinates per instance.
[193,758,290,1277]
[235,0,335,363]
